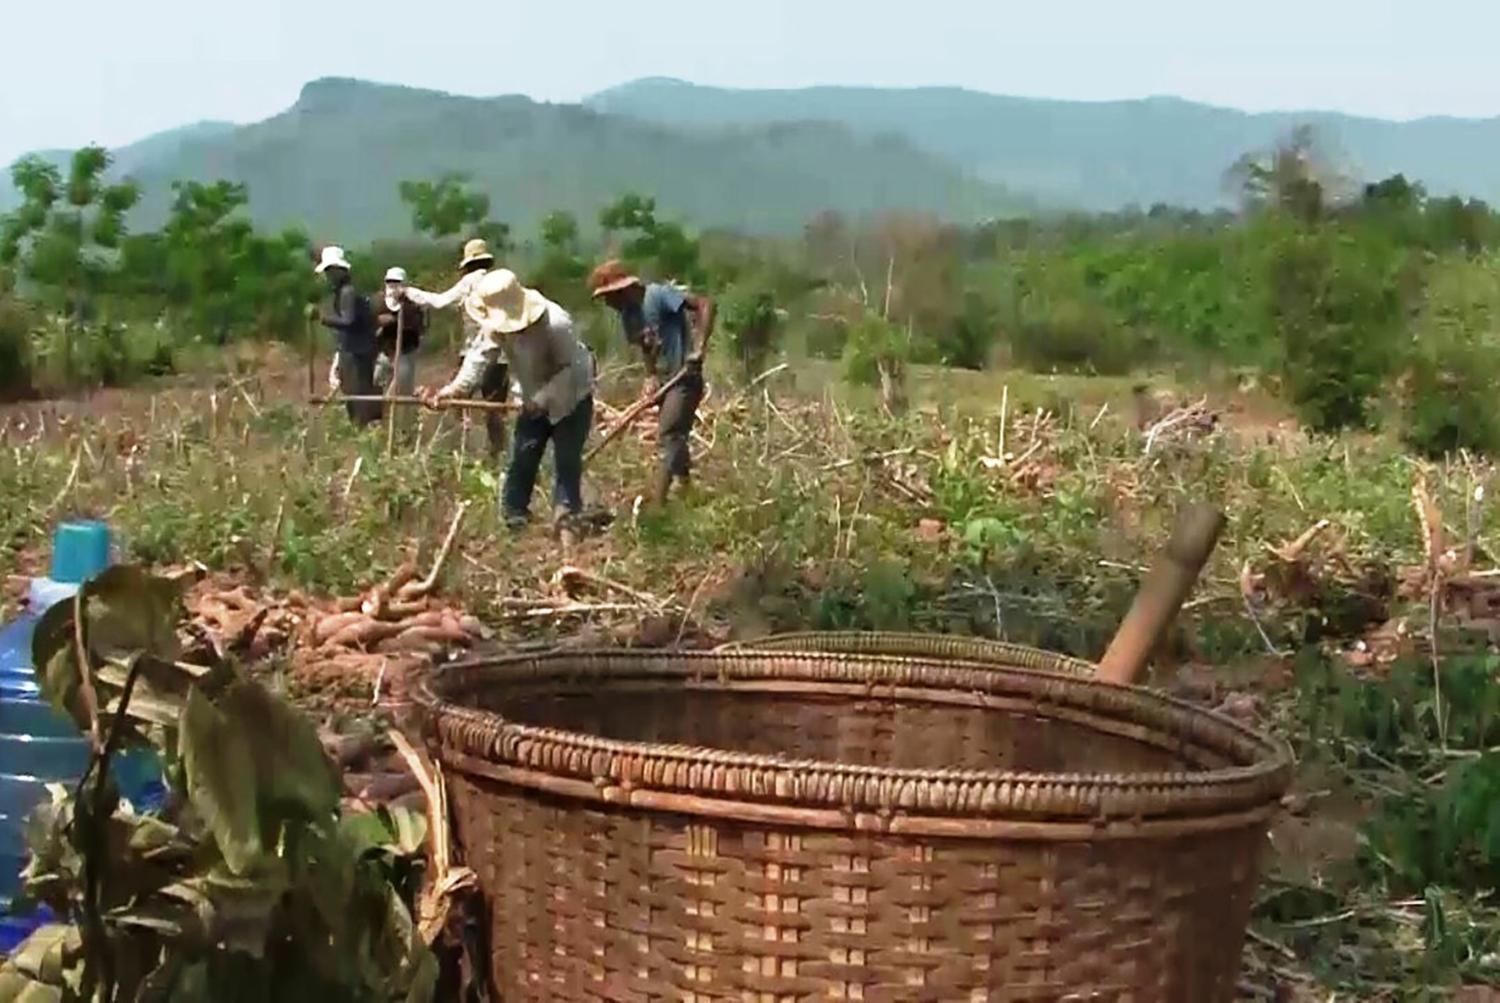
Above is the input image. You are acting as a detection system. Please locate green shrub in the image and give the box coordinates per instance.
[1402,255,1500,457]
[0,291,34,397]
[1254,218,1413,432]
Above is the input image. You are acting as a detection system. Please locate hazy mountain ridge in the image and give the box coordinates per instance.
[1,78,1027,241]
[587,78,1500,209]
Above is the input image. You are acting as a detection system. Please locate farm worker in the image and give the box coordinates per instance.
[374,266,424,398]
[589,260,715,506]
[401,239,508,458]
[315,245,381,426]
[420,269,595,532]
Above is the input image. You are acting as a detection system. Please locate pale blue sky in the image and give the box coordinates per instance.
[2,0,1493,167]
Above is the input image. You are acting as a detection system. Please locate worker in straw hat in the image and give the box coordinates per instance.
[401,238,508,457]
[373,266,424,399]
[314,245,381,426]
[589,260,715,506]
[420,269,595,531]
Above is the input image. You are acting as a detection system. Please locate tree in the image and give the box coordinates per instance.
[0,147,139,319]
[599,193,703,285]
[1226,126,1351,223]
[122,180,314,343]
[397,174,491,240]
[530,210,589,308]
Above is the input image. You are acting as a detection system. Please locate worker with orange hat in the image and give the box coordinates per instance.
[589,261,715,506]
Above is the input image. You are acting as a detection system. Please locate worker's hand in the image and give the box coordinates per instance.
[685,352,704,372]
[417,386,444,409]
[306,303,320,321]
[521,397,546,419]
[643,375,661,397]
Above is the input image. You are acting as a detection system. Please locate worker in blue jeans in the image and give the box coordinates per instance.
[420,269,594,531]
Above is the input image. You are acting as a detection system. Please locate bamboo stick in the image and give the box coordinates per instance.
[308,395,517,414]
[385,308,404,457]
[583,366,689,466]
[1097,502,1226,686]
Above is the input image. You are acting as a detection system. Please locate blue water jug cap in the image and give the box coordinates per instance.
[49,521,112,585]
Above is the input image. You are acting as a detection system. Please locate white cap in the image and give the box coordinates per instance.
[315,245,351,274]
[384,266,408,283]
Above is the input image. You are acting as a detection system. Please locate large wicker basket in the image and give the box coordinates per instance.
[719,631,1097,676]
[420,646,1291,1002]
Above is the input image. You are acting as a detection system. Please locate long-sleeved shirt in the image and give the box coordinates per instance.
[402,270,487,354]
[442,299,592,424]
[375,296,426,356]
[320,280,375,355]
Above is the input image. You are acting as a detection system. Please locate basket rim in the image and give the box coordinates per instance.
[419,647,1293,825]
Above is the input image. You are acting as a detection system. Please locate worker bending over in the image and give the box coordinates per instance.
[420,270,594,532]
[589,261,715,506]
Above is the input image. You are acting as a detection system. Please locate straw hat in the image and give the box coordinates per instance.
[464,269,549,336]
[459,238,495,270]
[314,245,351,274]
[384,266,408,283]
[589,259,642,298]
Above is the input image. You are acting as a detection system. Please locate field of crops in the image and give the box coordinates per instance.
[2,345,1498,998]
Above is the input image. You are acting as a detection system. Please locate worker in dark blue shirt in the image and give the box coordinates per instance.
[591,260,716,506]
[315,245,380,426]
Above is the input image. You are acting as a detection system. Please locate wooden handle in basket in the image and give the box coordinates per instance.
[1097,502,1225,687]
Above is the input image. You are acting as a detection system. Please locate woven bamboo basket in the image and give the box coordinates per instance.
[420,647,1292,1002]
[719,631,1096,676]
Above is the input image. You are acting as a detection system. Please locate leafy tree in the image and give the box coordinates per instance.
[397,174,490,240]
[599,193,704,285]
[0,147,139,320]
[1227,126,1348,223]
[530,210,589,308]
[121,180,315,343]
[719,283,780,379]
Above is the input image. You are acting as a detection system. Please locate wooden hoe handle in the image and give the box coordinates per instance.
[1097,502,1226,687]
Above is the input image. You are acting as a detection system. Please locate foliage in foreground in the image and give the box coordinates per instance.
[0,566,434,1002]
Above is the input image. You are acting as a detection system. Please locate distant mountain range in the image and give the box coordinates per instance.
[5,77,1500,241]
[588,78,1500,211]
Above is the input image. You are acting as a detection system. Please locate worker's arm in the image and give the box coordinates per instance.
[402,274,472,312]
[436,333,501,399]
[684,293,716,362]
[320,285,358,332]
[533,320,582,419]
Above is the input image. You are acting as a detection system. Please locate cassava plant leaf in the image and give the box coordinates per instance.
[31,565,202,745]
[218,680,340,822]
[341,805,428,858]
[179,687,262,874]
[0,972,65,1003]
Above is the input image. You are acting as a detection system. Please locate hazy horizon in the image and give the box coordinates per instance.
[4,0,1495,168]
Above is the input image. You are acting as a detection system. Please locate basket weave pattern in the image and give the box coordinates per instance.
[422,647,1291,1002]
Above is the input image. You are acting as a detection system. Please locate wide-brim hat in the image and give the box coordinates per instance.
[459,238,495,270]
[315,245,351,274]
[465,269,549,336]
[589,259,642,298]
[384,266,408,283]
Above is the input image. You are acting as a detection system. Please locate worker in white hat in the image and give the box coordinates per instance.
[314,245,381,426]
[373,266,424,404]
[401,238,507,457]
[420,269,594,532]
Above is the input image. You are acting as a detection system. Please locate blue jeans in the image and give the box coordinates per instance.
[502,395,593,522]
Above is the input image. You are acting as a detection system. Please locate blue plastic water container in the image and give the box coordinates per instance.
[0,521,166,942]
